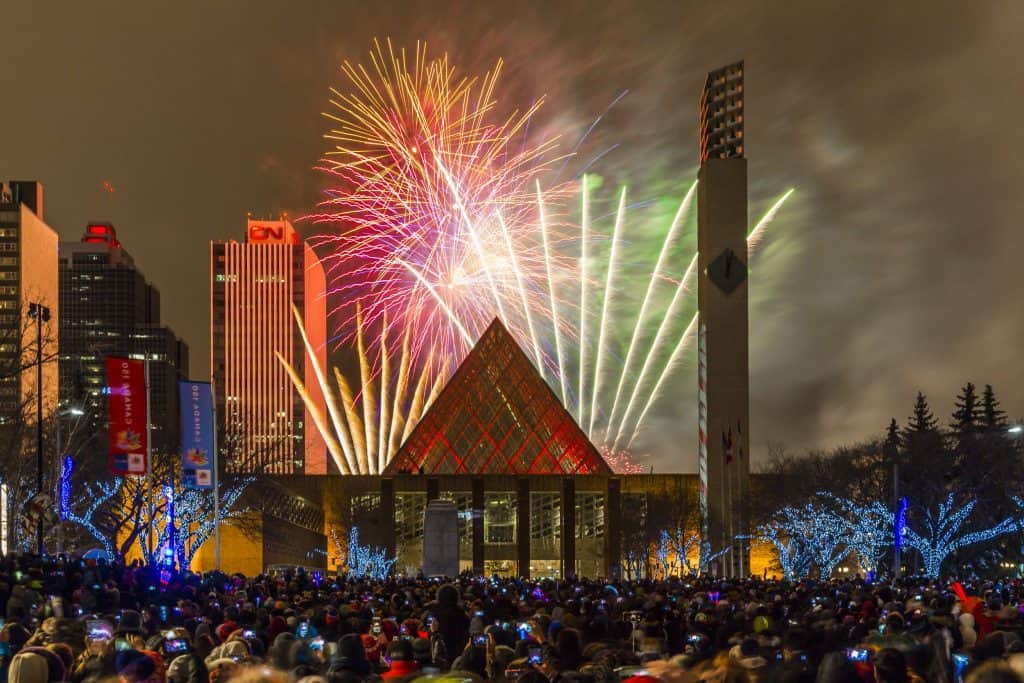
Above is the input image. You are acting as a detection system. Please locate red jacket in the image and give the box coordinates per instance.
[382,660,420,680]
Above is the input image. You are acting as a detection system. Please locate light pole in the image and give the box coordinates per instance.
[27,302,51,556]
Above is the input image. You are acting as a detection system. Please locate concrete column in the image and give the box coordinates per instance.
[517,478,531,578]
[380,478,396,560]
[560,478,576,579]
[472,477,484,575]
[605,478,622,579]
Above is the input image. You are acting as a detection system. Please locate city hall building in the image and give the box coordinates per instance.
[227,320,705,580]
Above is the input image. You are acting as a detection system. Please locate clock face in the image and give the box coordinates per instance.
[706,247,747,295]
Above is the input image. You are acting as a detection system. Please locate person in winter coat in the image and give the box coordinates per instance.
[431,585,469,662]
[729,637,769,682]
[381,639,419,680]
[961,613,979,649]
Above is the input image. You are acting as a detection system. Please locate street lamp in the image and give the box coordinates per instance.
[27,302,51,556]
[1009,425,1023,435]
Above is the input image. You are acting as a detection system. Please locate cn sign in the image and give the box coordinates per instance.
[248,223,297,244]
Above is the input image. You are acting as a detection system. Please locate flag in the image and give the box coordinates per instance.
[737,420,744,460]
[106,358,148,476]
[179,381,216,489]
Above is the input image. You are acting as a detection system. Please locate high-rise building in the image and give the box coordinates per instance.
[59,222,190,453]
[210,218,328,474]
[697,61,750,577]
[0,181,59,424]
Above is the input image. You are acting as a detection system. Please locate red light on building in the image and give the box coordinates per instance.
[386,320,610,476]
[211,218,328,474]
[247,220,300,245]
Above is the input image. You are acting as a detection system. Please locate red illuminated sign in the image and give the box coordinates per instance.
[248,223,298,244]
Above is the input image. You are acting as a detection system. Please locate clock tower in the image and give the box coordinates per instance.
[697,62,750,577]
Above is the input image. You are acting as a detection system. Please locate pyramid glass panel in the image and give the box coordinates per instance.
[387,319,610,475]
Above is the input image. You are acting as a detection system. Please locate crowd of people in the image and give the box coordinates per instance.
[2,555,1024,683]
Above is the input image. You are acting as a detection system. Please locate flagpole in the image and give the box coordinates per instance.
[145,358,154,564]
[212,379,220,572]
[727,440,734,577]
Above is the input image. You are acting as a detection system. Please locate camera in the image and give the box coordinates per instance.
[473,634,487,647]
[528,646,542,665]
[847,648,869,663]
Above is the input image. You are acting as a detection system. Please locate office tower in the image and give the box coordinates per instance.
[0,181,59,426]
[210,218,327,474]
[59,222,189,452]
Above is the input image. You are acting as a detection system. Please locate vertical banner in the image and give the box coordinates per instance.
[179,381,215,488]
[106,357,148,476]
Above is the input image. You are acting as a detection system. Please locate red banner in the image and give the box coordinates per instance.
[106,357,148,476]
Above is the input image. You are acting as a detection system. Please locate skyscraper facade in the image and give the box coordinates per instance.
[697,62,750,577]
[210,218,327,475]
[59,222,189,453]
[0,181,59,424]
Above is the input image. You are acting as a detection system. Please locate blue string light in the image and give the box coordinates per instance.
[58,456,74,520]
[902,493,1017,578]
[347,527,396,579]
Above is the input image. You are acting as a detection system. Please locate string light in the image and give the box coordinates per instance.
[902,493,1018,578]
[346,527,396,579]
[753,502,850,580]
[819,493,893,572]
[58,456,74,520]
[64,479,121,557]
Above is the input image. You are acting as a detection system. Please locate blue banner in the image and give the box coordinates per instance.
[179,381,215,489]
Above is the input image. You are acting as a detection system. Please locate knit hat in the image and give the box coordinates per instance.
[116,649,157,681]
[118,610,145,635]
[411,638,432,664]
[7,651,50,683]
[22,647,67,682]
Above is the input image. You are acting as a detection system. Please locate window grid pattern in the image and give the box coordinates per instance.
[387,320,610,475]
[575,492,605,539]
[396,493,427,545]
[530,492,561,541]
[439,491,474,544]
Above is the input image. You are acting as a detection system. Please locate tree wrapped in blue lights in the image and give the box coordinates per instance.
[64,479,122,557]
[655,528,729,578]
[346,527,396,579]
[137,476,254,570]
[754,502,851,579]
[903,493,1018,578]
[820,494,894,573]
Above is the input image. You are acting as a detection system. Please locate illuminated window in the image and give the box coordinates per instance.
[485,493,516,544]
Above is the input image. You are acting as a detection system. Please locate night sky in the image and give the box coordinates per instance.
[4,1,1021,471]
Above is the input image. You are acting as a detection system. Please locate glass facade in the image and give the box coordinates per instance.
[58,224,189,452]
[387,321,610,476]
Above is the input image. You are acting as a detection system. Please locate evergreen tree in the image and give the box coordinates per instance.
[884,418,901,459]
[981,384,1009,431]
[951,382,981,437]
[907,392,939,434]
[901,392,951,509]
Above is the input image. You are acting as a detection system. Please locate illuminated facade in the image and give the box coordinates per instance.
[59,223,189,452]
[697,61,750,577]
[210,219,328,474]
[386,319,610,476]
[0,181,58,421]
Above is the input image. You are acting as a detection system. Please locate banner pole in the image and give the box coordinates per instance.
[145,358,154,565]
[212,379,220,572]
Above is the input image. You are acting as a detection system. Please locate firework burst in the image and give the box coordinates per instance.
[298,40,793,473]
[309,39,570,372]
